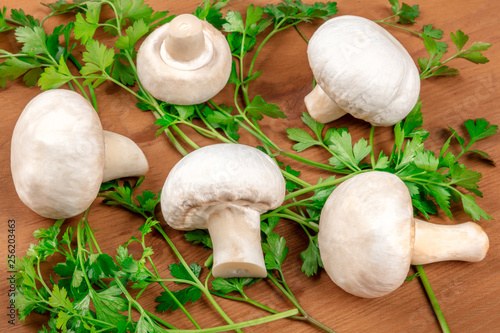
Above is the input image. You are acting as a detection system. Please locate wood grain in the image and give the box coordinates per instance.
[1,0,499,332]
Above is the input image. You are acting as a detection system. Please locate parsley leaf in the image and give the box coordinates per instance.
[327,130,371,170]
[245,95,286,121]
[212,277,259,294]
[194,0,229,29]
[155,263,203,312]
[99,177,161,218]
[80,39,115,86]
[300,235,323,276]
[388,0,420,24]
[262,233,288,270]
[38,57,73,90]
[185,229,213,249]
[155,287,202,312]
[287,128,320,152]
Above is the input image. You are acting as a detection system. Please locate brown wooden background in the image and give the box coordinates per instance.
[1,0,499,332]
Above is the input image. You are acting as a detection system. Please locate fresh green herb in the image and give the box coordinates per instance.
[156,263,203,312]
[15,212,178,332]
[374,1,491,79]
[419,30,492,79]
[388,0,420,24]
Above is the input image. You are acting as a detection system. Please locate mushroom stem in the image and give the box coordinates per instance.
[304,85,346,123]
[207,205,267,278]
[411,219,489,265]
[102,130,149,182]
[165,14,206,62]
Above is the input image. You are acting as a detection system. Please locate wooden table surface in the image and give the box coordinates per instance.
[1,0,499,332]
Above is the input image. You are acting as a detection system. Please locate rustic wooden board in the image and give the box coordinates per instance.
[1,0,499,332]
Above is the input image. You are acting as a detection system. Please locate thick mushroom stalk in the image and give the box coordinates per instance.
[207,205,266,278]
[161,14,213,70]
[304,85,346,123]
[412,219,489,265]
[102,131,149,183]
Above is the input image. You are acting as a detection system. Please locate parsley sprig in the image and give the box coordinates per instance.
[374,0,491,79]
[16,212,178,332]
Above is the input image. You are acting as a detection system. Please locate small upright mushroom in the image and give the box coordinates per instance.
[11,89,149,219]
[137,14,232,105]
[318,171,489,298]
[161,143,285,278]
[305,15,421,126]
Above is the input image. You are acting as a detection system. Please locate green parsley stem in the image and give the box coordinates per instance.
[141,246,201,328]
[282,169,312,188]
[277,149,346,173]
[209,98,338,175]
[0,52,54,64]
[77,210,100,293]
[294,25,310,43]
[68,54,98,110]
[166,309,299,333]
[194,106,238,143]
[153,278,198,286]
[153,224,242,332]
[284,172,362,201]
[262,212,314,231]
[374,20,422,37]
[211,290,280,314]
[171,124,200,150]
[414,265,450,333]
[369,125,378,168]
[267,273,336,333]
[165,128,189,156]
[246,18,302,88]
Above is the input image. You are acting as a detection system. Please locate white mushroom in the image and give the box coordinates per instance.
[318,171,489,298]
[137,14,232,105]
[305,15,421,126]
[161,143,286,278]
[11,89,149,219]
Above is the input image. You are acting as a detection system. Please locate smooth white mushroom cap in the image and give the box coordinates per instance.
[306,15,421,126]
[161,143,285,230]
[11,90,105,219]
[318,171,414,298]
[137,14,232,105]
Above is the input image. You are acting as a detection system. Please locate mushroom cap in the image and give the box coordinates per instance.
[307,15,421,126]
[161,143,285,230]
[137,16,232,105]
[11,89,105,219]
[318,171,414,298]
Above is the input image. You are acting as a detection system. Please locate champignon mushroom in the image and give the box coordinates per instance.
[305,15,421,126]
[137,14,232,105]
[11,89,149,219]
[160,143,285,278]
[318,171,489,298]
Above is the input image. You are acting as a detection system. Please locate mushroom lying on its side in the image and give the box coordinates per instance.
[318,171,489,298]
[11,89,149,219]
[161,144,286,278]
[305,15,421,126]
[137,14,232,105]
